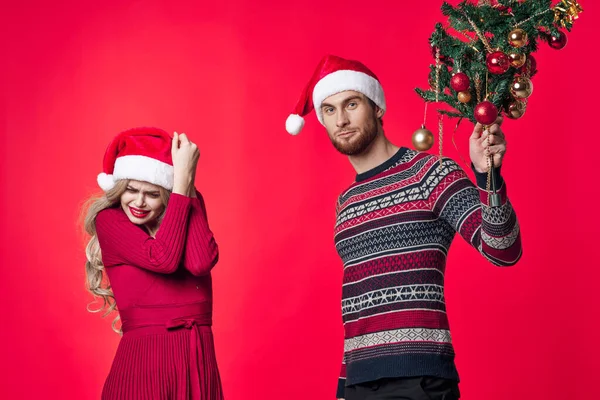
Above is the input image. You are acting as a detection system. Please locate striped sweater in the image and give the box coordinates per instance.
[335,148,522,398]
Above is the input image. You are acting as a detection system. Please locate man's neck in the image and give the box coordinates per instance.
[348,131,400,175]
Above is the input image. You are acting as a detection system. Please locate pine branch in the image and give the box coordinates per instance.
[415,0,582,124]
[439,110,465,119]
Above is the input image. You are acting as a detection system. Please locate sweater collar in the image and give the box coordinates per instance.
[355,147,408,182]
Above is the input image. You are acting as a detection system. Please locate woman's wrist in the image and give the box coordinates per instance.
[172,175,193,196]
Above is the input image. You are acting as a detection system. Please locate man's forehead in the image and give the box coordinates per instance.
[322,90,365,105]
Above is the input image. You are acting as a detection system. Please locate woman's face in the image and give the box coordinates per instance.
[120,180,165,230]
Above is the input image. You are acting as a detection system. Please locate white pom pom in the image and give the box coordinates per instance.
[285,114,305,135]
[97,173,115,191]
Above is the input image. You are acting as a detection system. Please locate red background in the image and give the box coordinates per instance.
[1,1,597,399]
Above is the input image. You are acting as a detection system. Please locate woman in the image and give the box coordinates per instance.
[82,127,223,400]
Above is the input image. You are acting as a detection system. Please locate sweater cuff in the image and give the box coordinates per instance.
[163,193,193,222]
[336,378,346,399]
[471,162,504,190]
[169,192,193,205]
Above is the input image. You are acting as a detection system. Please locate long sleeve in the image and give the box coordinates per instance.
[336,357,346,399]
[432,158,522,266]
[181,190,219,276]
[335,196,346,399]
[96,193,192,273]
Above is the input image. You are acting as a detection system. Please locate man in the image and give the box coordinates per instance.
[285,55,522,400]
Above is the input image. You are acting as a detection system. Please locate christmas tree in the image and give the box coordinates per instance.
[415,0,583,127]
[412,0,583,207]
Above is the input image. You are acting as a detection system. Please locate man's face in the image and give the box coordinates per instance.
[320,91,382,156]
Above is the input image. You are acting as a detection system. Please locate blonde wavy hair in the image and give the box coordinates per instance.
[82,179,170,333]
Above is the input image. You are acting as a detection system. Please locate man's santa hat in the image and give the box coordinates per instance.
[285,55,386,135]
[97,127,174,191]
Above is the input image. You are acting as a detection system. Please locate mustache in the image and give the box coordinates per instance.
[335,127,359,135]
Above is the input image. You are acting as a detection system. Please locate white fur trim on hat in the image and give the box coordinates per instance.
[286,114,305,135]
[97,173,116,191]
[312,70,386,125]
[110,155,174,191]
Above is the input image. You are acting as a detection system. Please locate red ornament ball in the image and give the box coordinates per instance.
[474,101,499,125]
[450,72,470,92]
[549,31,568,50]
[519,54,537,77]
[486,51,511,75]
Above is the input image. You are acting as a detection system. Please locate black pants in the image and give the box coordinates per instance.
[345,376,460,400]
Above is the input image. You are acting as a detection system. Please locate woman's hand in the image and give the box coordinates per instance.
[171,132,200,196]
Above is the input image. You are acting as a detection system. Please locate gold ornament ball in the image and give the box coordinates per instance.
[508,52,527,68]
[506,101,526,119]
[412,126,434,151]
[458,91,472,103]
[511,76,534,99]
[508,28,528,48]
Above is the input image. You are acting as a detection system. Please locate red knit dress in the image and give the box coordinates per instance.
[95,193,223,400]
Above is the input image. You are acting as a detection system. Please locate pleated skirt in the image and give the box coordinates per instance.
[102,326,223,400]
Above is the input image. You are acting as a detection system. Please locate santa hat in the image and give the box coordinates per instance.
[97,127,174,191]
[285,55,386,135]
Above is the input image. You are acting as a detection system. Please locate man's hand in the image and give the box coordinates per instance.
[470,117,506,173]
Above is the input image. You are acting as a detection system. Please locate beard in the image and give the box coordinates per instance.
[329,114,379,156]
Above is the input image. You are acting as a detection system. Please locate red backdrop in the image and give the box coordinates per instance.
[1,1,597,399]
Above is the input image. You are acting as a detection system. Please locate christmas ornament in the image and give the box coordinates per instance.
[474,101,499,125]
[450,72,470,92]
[508,28,528,48]
[458,91,472,103]
[548,31,568,50]
[554,0,584,28]
[519,55,537,77]
[506,101,526,119]
[511,76,534,99]
[508,52,527,68]
[412,125,434,151]
[486,51,511,74]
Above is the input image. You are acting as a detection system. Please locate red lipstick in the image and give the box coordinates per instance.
[129,207,150,218]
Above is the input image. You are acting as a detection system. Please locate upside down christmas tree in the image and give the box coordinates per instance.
[414,0,583,206]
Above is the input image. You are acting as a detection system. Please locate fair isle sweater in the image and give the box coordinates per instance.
[335,148,522,398]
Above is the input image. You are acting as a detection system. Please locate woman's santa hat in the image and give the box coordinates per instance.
[285,55,386,135]
[97,127,174,191]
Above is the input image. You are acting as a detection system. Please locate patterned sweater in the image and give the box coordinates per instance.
[335,148,522,398]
